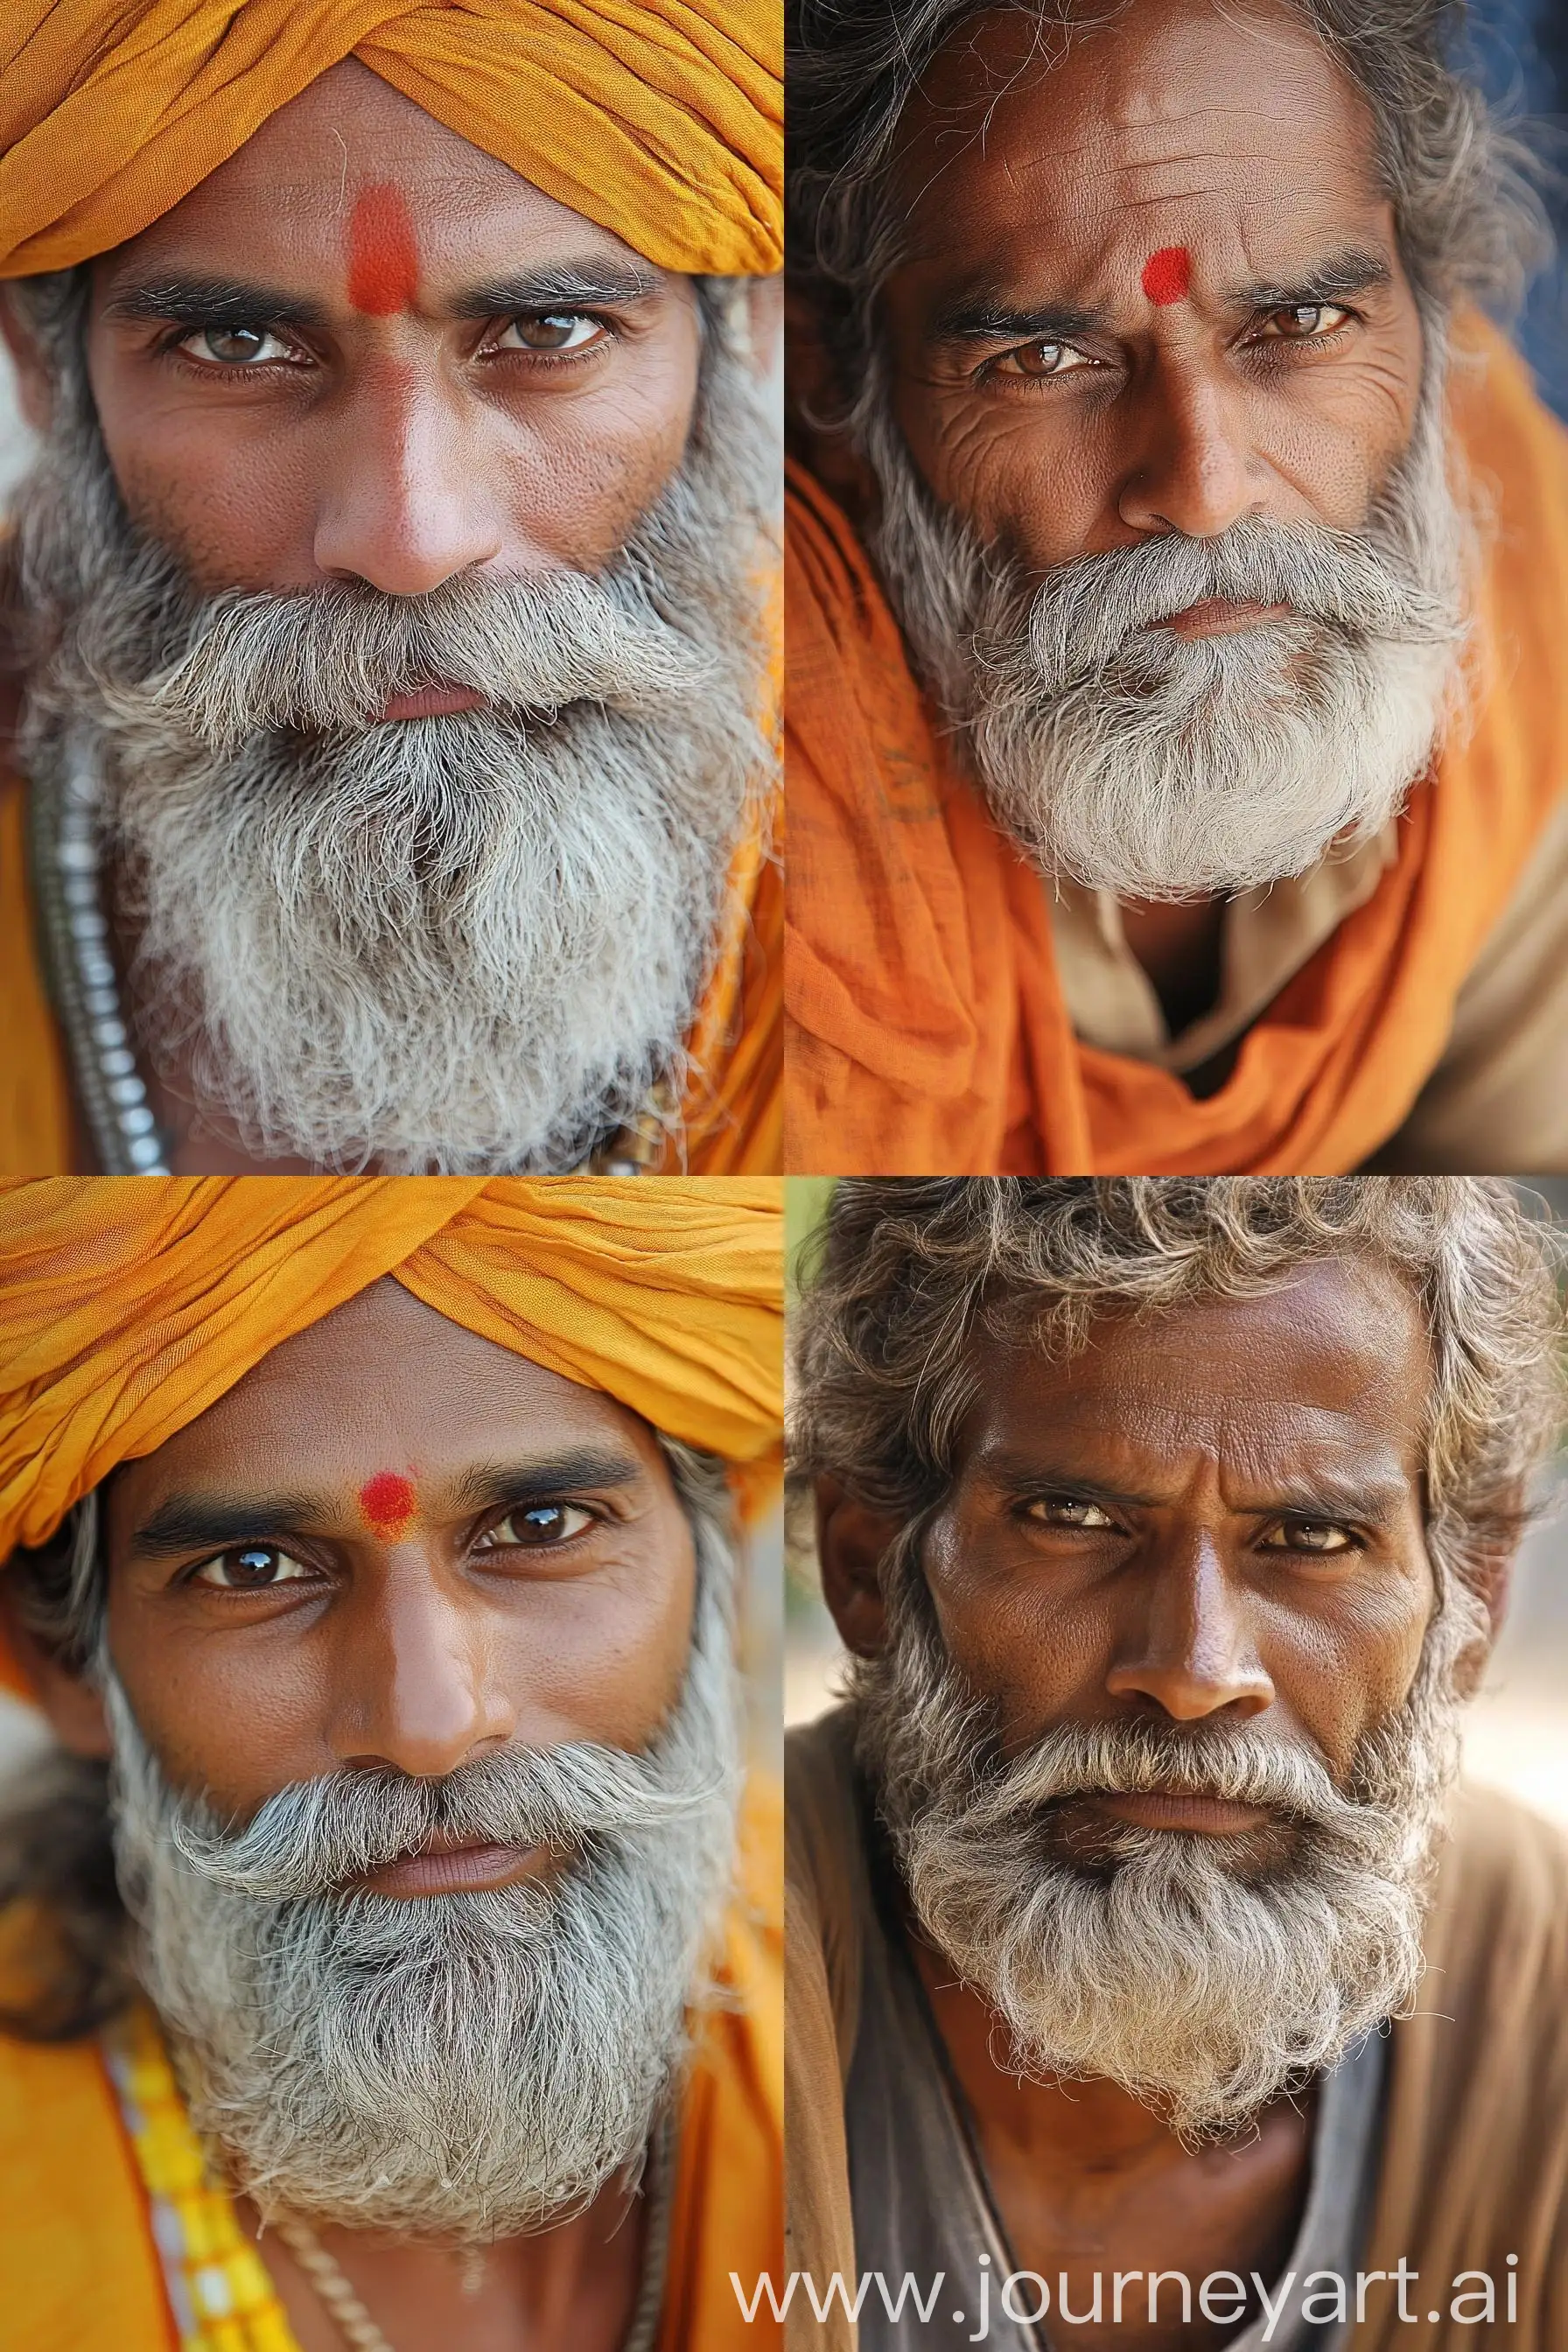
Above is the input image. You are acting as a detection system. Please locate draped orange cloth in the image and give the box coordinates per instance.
[785,318,1568,1174]
[0,1,782,279]
[0,1173,782,1584]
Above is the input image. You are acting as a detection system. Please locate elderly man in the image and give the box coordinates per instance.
[786,1178,1568,2351]
[0,1176,784,2351]
[785,0,1568,1173]
[0,4,782,1179]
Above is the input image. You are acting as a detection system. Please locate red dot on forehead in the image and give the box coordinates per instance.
[360,1472,416,1536]
[346,184,419,316]
[1142,246,1193,305]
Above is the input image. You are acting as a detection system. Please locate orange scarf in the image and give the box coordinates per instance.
[785,318,1568,1173]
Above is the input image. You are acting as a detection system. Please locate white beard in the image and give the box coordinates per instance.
[14,286,777,1171]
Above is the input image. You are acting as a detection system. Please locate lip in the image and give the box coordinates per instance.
[1090,1791,1274,1835]
[355,1838,557,1897]
[1162,598,1295,640]
[374,683,486,723]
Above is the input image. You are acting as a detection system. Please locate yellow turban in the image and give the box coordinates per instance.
[0,1176,784,1578]
[0,2,782,281]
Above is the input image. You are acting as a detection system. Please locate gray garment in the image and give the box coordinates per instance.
[844,1795,1388,2352]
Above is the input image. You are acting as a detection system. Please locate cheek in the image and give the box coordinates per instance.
[892,374,1109,563]
[1256,1559,1434,1772]
[922,1517,1108,1741]
[489,1528,699,1752]
[507,343,700,568]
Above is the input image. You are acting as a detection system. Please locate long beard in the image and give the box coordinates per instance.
[851,1556,1477,2140]
[863,336,1471,901]
[103,1569,740,2241]
[13,300,776,1172]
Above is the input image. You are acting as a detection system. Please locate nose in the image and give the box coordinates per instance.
[313,363,505,595]
[331,1550,514,1778]
[1117,365,1269,541]
[1105,1532,1274,1720]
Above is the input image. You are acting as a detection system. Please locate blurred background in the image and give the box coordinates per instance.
[785,1180,1568,1831]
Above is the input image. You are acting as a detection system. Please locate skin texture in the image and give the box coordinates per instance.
[817,1264,1488,2352]
[863,0,1430,1017]
[22,1278,699,2352]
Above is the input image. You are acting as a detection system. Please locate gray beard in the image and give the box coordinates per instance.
[13,301,776,1172]
[851,1550,1478,2140]
[103,1564,741,2242]
[862,335,1471,901]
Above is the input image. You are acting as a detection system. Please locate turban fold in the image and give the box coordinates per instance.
[0,2,782,280]
[0,1176,784,1579]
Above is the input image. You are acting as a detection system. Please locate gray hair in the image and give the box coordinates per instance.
[788,1177,1566,1616]
[788,0,1553,428]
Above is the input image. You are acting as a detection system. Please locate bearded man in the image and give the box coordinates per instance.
[785,1177,1568,2352]
[0,2,782,1179]
[0,1176,784,2352]
[784,0,1568,1174]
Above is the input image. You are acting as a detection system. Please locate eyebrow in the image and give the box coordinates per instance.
[927,244,1394,346]
[129,1448,649,1561]
[976,1453,1410,1526]
[101,259,662,335]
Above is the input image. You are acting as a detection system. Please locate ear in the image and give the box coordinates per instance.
[816,1474,905,1657]
[0,1583,112,1759]
[0,285,55,435]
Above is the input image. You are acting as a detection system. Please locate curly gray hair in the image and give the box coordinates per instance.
[788,1176,1565,1615]
[788,0,1553,427]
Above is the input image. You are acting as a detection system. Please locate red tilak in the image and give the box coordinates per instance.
[360,1471,417,1537]
[346,185,419,316]
[1142,246,1193,305]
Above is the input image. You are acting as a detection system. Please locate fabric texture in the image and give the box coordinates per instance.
[784,1707,1568,2352]
[0,1,782,279]
[0,1174,784,1597]
[0,1773,784,2352]
[784,316,1568,1173]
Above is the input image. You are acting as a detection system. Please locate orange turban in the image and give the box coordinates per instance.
[0,2,782,281]
[0,1176,784,1577]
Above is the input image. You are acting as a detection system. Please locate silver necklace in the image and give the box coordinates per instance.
[26,731,673,1177]
[270,2111,676,2352]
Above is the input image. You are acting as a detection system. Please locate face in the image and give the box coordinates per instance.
[98,1278,696,1847]
[879,0,1424,573]
[79,58,703,597]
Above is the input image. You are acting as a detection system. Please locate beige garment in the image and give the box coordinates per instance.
[785,1705,1568,2352]
[1050,791,1568,1169]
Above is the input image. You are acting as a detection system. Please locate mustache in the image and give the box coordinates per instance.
[1018,512,1463,696]
[959,1715,1397,1845]
[167,1739,727,1902]
[108,568,718,750]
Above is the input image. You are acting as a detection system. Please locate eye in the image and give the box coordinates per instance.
[1025,1496,1117,1530]
[493,312,605,355]
[1261,1518,1358,1556]
[178,324,298,368]
[192,1544,313,1590]
[476,1502,595,1550]
[1253,303,1352,344]
[992,340,1096,381]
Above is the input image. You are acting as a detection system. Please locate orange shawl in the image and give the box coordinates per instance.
[784,319,1568,1173]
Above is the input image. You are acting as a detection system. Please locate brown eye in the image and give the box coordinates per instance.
[182,325,286,367]
[1026,1496,1116,1529]
[1259,303,1350,342]
[1262,1519,1355,1555]
[997,340,1094,381]
[496,313,602,354]
[193,1544,311,1589]
[477,1502,594,1549]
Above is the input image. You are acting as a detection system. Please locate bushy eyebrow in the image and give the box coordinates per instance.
[976,1452,1411,1527]
[129,1447,649,1561]
[926,242,1393,347]
[101,259,664,336]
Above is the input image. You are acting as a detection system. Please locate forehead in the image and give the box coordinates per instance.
[957,1257,1431,1491]
[96,55,657,296]
[116,1278,654,1502]
[889,0,1386,304]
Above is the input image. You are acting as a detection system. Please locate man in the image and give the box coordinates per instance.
[0,2,783,1178]
[0,1175,784,2351]
[786,1177,1568,2350]
[784,0,1568,1172]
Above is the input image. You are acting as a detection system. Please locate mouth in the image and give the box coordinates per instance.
[1161,598,1295,640]
[374,682,487,723]
[353,1835,561,1898]
[1086,1790,1276,1835]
